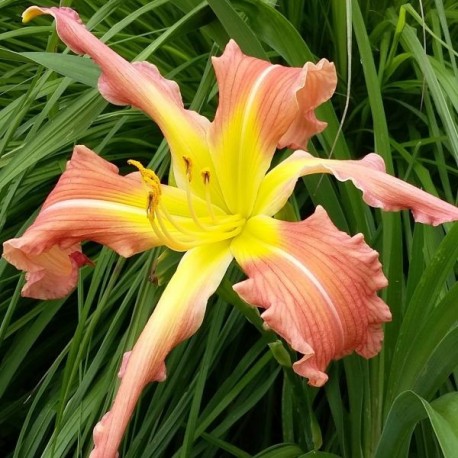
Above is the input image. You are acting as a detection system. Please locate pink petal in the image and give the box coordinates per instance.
[255,150,458,224]
[22,6,216,203]
[231,208,391,386]
[2,145,158,299]
[90,242,232,458]
[3,242,91,300]
[322,153,458,225]
[278,59,339,150]
[209,40,336,215]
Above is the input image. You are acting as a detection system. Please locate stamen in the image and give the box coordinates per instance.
[201,168,217,223]
[182,156,192,182]
[156,205,243,247]
[149,213,190,252]
[127,158,245,251]
[155,200,245,250]
[158,201,199,236]
[128,159,161,219]
[152,210,192,251]
[146,192,155,222]
[181,156,209,231]
[158,200,240,234]
[128,159,161,194]
[201,168,210,185]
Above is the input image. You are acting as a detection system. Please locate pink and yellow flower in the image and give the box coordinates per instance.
[3,6,458,457]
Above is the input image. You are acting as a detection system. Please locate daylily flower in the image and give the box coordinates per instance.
[3,6,458,458]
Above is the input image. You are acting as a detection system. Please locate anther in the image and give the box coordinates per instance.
[128,160,161,222]
[181,156,209,230]
[201,167,216,223]
[146,192,157,222]
[128,160,161,194]
[201,168,211,185]
[182,156,193,182]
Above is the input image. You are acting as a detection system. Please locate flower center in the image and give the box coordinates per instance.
[129,159,245,251]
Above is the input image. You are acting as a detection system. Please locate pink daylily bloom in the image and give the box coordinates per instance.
[3,5,457,457]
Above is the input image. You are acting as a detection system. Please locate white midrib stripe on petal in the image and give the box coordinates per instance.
[240,64,278,139]
[270,245,345,344]
[42,199,146,217]
[237,65,278,214]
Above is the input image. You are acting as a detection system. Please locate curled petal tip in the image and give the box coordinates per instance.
[3,238,83,300]
[22,6,45,23]
[22,6,82,24]
[293,361,329,387]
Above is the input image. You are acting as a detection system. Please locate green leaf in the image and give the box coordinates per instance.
[253,443,304,458]
[376,391,458,458]
[0,49,99,87]
[233,0,314,65]
[395,15,458,164]
[21,52,100,86]
[388,223,458,401]
[0,90,106,190]
[207,0,267,59]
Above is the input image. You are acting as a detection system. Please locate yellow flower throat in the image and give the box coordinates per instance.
[129,158,245,251]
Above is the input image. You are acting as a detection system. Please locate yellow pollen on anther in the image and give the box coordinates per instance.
[128,159,161,219]
[128,160,161,192]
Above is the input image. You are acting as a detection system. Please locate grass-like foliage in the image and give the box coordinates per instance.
[1,1,457,457]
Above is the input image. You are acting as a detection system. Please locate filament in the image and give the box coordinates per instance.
[130,158,245,251]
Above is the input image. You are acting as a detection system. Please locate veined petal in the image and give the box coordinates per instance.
[3,241,91,299]
[22,6,219,204]
[89,242,233,458]
[2,145,158,299]
[209,40,336,216]
[231,208,391,386]
[277,59,339,150]
[255,150,458,224]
